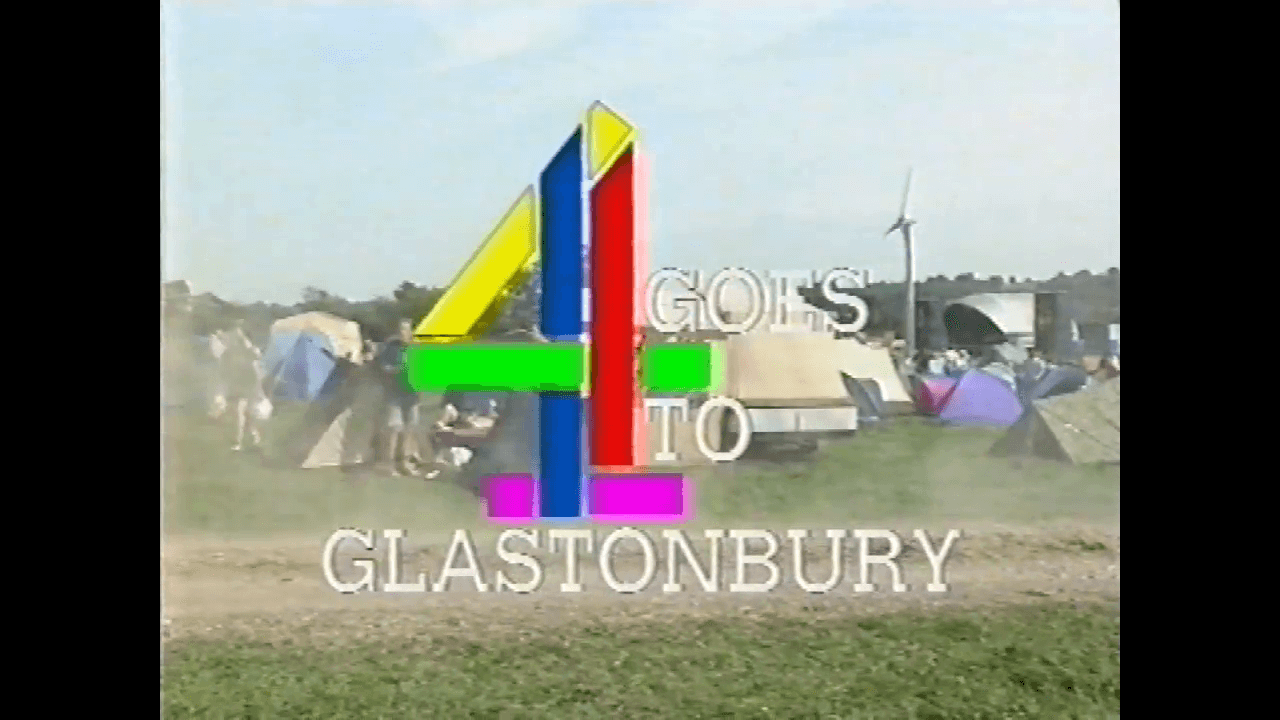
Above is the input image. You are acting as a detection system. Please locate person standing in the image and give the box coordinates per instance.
[1020,349,1048,382]
[942,348,964,376]
[376,319,424,476]
[207,330,229,418]
[221,319,264,451]
[1097,355,1119,381]
[926,352,947,376]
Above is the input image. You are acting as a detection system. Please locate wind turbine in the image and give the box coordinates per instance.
[885,168,918,365]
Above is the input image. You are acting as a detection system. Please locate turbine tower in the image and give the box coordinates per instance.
[885,169,917,365]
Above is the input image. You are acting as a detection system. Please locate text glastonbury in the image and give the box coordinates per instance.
[323,527,962,595]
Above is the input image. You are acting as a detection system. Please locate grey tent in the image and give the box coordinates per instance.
[990,377,1120,464]
[1019,365,1089,403]
[840,372,885,425]
[274,359,386,468]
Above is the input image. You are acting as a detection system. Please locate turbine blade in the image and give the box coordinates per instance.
[898,168,913,218]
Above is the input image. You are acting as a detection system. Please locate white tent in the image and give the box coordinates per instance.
[714,333,912,410]
[831,338,912,406]
[270,311,364,364]
[719,333,853,408]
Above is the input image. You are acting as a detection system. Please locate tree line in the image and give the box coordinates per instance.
[166,266,1119,345]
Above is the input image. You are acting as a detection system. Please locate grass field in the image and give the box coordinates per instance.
[163,405,1119,537]
[161,402,1120,718]
[164,602,1119,719]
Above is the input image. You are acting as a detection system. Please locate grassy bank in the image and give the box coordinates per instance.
[163,601,1120,719]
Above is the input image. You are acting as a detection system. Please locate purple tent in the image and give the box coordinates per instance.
[915,376,958,415]
[938,369,1024,427]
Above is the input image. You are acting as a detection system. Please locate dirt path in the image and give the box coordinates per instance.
[162,526,1119,645]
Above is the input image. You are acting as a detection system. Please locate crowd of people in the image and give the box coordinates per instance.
[198,317,1117,475]
[900,342,1119,388]
[203,316,500,479]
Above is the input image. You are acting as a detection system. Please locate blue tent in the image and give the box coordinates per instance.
[262,331,344,403]
[1027,365,1089,402]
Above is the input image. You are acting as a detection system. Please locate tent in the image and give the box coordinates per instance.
[719,334,854,408]
[990,377,1119,464]
[270,311,364,363]
[262,312,363,403]
[980,362,1019,393]
[832,338,913,412]
[856,379,887,417]
[274,360,386,469]
[676,334,906,417]
[840,373,885,424]
[262,332,344,402]
[936,369,1024,427]
[1025,365,1089,402]
[915,376,958,415]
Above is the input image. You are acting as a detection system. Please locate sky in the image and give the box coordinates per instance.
[161,0,1120,305]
